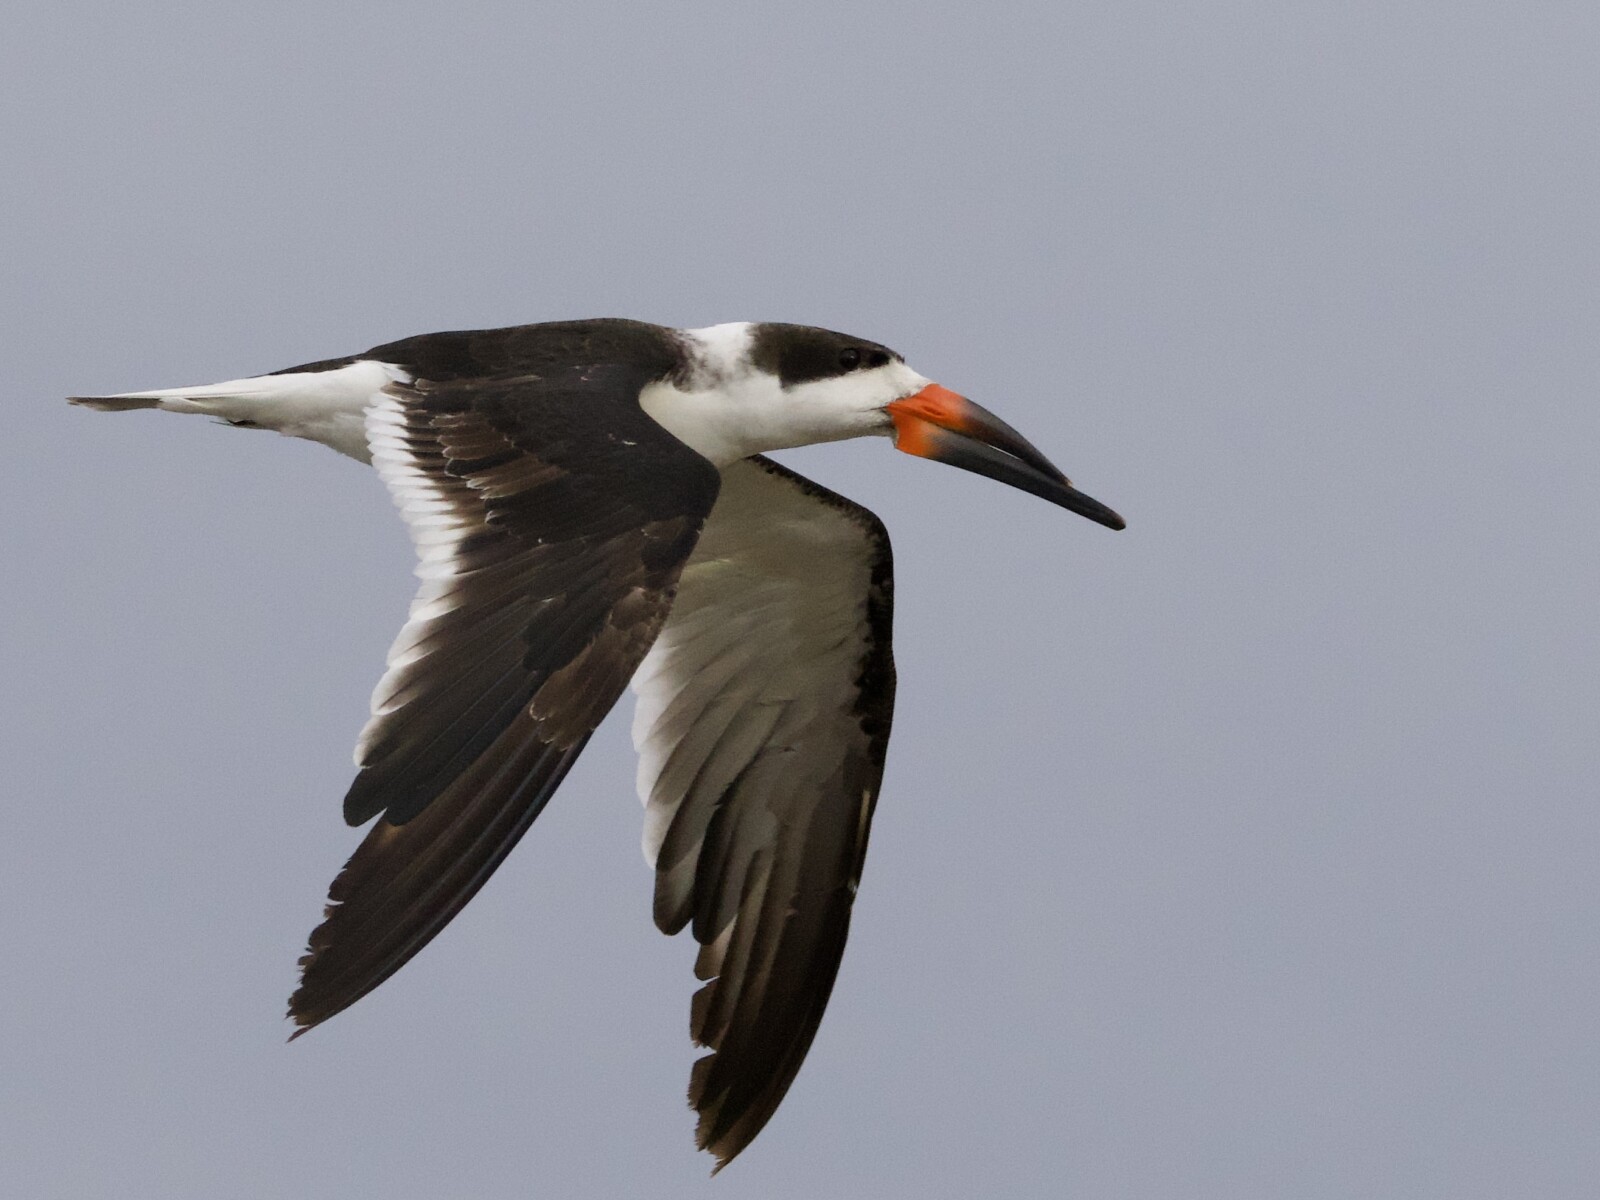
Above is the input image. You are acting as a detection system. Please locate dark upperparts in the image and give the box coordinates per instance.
[748,322,903,388]
[273,318,689,385]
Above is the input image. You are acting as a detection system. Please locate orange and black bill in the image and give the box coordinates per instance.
[886,384,1126,531]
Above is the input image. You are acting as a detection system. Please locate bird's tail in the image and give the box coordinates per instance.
[67,375,282,421]
[68,395,165,412]
[67,360,409,462]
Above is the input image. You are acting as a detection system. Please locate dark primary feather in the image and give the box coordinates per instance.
[632,457,896,1168]
[289,359,720,1034]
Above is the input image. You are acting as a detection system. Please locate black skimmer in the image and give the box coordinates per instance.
[70,318,1123,1169]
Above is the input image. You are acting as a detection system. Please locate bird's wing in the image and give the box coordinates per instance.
[289,366,721,1033]
[630,455,896,1168]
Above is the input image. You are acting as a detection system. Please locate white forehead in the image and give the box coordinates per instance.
[682,322,756,382]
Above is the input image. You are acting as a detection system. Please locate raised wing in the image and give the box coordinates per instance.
[630,456,896,1169]
[289,367,720,1033]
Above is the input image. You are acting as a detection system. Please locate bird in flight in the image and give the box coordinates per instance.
[70,318,1123,1170]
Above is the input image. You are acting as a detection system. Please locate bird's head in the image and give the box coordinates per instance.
[645,322,1124,531]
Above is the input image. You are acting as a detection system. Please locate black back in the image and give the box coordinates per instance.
[276,318,688,387]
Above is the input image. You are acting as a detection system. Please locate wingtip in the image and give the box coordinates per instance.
[285,984,323,1042]
[700,1128,747,1177]
[691,1077,754,1176]
[698,1127,740,1177]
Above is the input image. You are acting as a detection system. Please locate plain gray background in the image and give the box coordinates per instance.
[3,2,1596,1196]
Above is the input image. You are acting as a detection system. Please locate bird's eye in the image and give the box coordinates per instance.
[838,348,861,371]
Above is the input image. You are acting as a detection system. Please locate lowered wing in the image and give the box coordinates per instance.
[631,456,896,1168]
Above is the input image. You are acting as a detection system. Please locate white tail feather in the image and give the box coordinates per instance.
[67,360,410,462]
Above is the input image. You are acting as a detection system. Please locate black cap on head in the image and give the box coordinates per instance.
[749,323,902,388]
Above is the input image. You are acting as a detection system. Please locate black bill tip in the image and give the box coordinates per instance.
[1062,485,1126,531]
[908,424,1126,531]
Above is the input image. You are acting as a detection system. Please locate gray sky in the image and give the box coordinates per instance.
[4,2,1597,1196]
